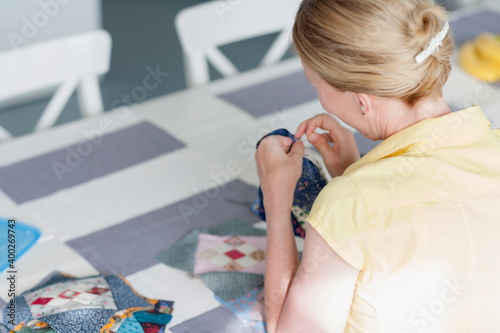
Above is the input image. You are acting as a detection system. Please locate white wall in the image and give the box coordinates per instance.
[0,0,101,51]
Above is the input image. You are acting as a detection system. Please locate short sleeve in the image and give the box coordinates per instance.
[306,175,370,270]
[494,129,500,140]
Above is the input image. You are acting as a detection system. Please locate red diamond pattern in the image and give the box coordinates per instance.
[31,297,53,305]
[224,249,245,260]
[85,287,110,295]
[58,290,80,299]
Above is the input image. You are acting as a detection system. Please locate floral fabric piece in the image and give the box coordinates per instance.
[255,128,327,238]
[218,287,267,333]
[194,234,266,275]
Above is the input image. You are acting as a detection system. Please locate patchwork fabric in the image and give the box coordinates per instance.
[218,287,267,333]
[255,128,328,238]
[156,218,266,301]
[115,315,143,332]
[1,272,174,333]
[194,234,266,275]
[23,276,116,320]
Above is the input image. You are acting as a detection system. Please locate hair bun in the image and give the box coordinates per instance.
[408,3,448,52]
[293,0,454,105]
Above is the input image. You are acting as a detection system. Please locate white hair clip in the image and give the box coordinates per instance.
[415,21,450,64]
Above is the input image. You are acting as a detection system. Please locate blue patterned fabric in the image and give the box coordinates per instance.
[2,294,31,329]
[218,287,267,333]
[255,128,328,238]
[44,308,116,333]
[105,275,151,309]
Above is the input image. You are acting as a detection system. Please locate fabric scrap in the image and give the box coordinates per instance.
[218,287,267,333]
[194,234,266,275]
[156,218,266,301]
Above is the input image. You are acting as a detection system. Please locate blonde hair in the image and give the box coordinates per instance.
[292,0,455,105]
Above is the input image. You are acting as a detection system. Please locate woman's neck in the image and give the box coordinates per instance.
[378,94,452,140]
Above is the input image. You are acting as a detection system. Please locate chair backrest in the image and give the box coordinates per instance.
[175,0,301,87]
[0,29,112,142]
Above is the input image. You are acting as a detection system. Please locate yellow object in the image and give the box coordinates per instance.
[459,40,500,82]
[307,106,500,332]
[475,32,500,66]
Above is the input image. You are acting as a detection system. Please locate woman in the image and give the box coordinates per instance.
[256,0,500,332]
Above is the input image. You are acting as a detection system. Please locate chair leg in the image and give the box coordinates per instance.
[260,29,292,67]
[77,76,105,117]
[0,125,13,142]
[186,53,211,87]
[34,78,78,132]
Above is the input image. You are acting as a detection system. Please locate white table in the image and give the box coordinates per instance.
[0,5,499,332]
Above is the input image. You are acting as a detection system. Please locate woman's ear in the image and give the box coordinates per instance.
[357,93,373,116]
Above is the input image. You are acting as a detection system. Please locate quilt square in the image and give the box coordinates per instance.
[194,234,266,275]
[156,218,267,301]
[23,276,117,320]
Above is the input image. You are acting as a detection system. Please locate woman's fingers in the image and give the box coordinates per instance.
[258,135,293,153]
[289,139,305,161]
[295,114,346,142]
[307,132,337,164]
[295,116,321,138]
[295,122,308,138]
[294,114,361,178]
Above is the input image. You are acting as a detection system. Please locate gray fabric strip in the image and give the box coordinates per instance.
[0,121,184,204]
[218,71,317,117]
[66,179,260,276]
[169,306,258,333]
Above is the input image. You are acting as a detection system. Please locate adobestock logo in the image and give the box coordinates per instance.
[213,0,244,21]
[403,277,466,333]
[8,0,72,49]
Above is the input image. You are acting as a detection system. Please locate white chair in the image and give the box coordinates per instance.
[0,30,112,142]
[175,0,301,87]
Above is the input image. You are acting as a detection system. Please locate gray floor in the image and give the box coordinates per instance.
[0,0,461,138]
[0,0,291,138]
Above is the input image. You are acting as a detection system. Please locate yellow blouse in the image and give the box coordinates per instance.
[307,106,500,332]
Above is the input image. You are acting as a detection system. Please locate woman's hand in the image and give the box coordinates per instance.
[295,114,360,178]
[255,135,304,212]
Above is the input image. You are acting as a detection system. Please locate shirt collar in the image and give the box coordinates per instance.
[344,106,491,175]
